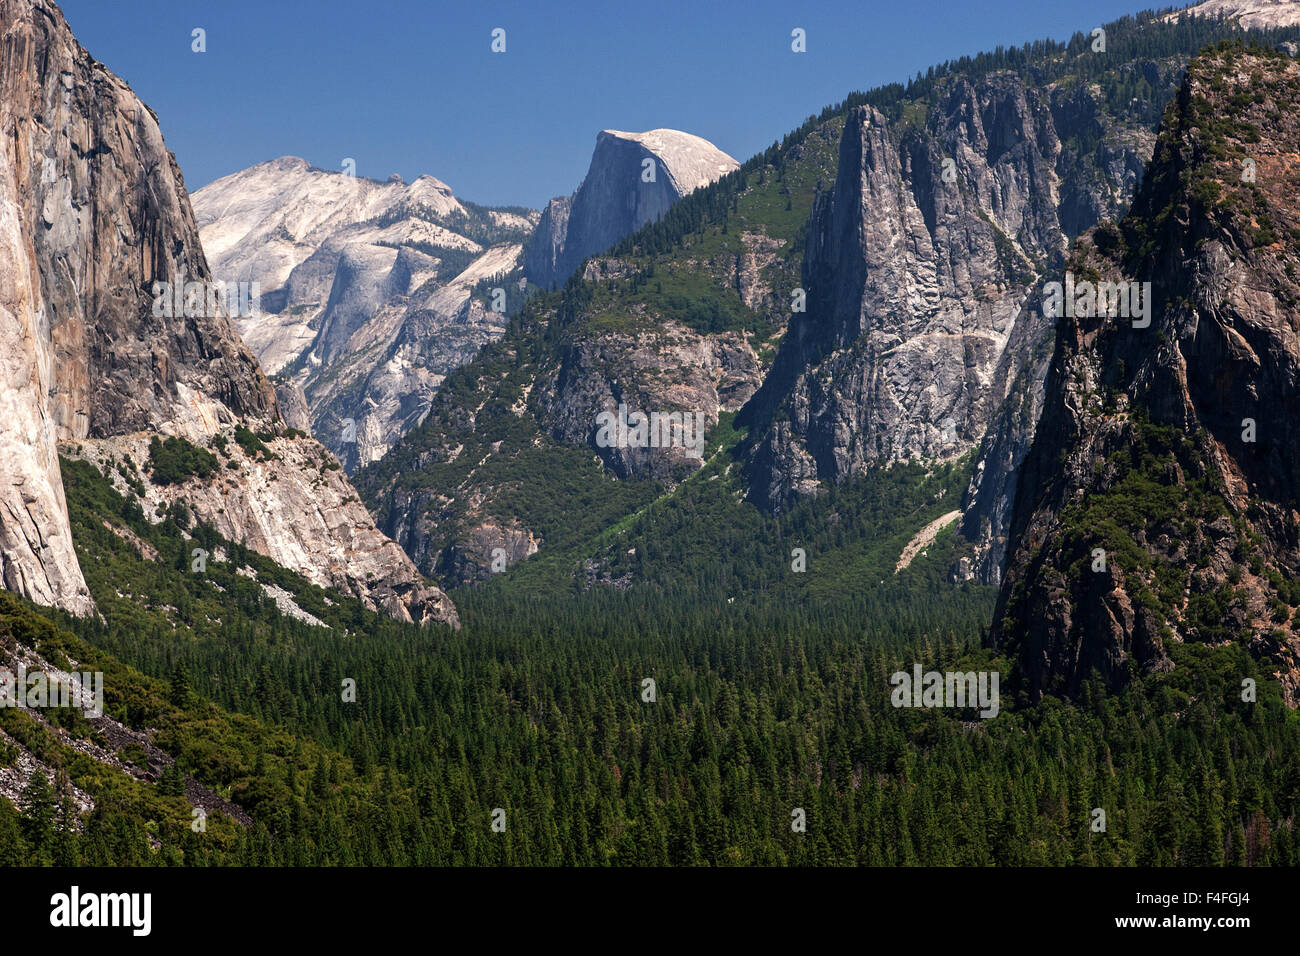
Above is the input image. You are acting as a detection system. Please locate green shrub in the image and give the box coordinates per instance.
[147,436,219,486]
[233,425,273,461]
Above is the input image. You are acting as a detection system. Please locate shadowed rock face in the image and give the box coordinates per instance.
[523,195,572,291]
[523,128,740,290]
[991,49,1300,705]
[0,0,456,627]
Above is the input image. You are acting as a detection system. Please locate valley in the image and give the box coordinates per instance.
[1,0,1298,873]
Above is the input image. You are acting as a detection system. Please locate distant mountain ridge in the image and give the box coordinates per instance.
[193,157,537,471]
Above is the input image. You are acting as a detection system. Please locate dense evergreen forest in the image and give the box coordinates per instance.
[1,449,1296,866]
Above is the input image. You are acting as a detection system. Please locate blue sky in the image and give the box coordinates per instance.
[58,0,1166,208]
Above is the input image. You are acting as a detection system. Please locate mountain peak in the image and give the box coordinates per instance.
[194,156,468,297]
[265,155,311,170]
[523,127,738,288]
[597,127,739,192]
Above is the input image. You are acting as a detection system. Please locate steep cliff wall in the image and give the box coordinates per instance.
[0,0,456,626]
[742,72,1160,522]
[991,47,1300,704]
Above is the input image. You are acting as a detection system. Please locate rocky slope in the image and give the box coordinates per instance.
[522,129,740,290]
[194,159,536,471]
[0,611,253,830]
[990,46,1300,704]
[0,0,456,627]
[357,292,767,585]
[63,430,456,626]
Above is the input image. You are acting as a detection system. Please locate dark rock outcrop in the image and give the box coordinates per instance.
[991,48,1300,703]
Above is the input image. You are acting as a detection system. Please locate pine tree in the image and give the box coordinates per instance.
[20,772,56,860]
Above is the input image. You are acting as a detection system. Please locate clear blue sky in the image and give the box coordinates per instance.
[58,0,1167,209]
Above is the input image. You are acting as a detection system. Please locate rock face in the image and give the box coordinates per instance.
[2,0,274,615]
[956,291,1056,584]
[524,195,572,289]
[539,320,762,480]
[4,5,280,442]
[66,432,458,627]
[991,48,1300,704]
[0,157,92,612]
[523,129,739,290]
[358,300,767,586]
[435,519,540,588]
[194,158,537,471]
[743,78,1162,508]
[0,0,456,626]
[739,69,1165,573]
[1169,0,1300,30]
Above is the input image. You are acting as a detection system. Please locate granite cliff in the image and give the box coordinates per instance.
[0,0,456,627]
[523,128,740,290]
[194,158,536,472]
